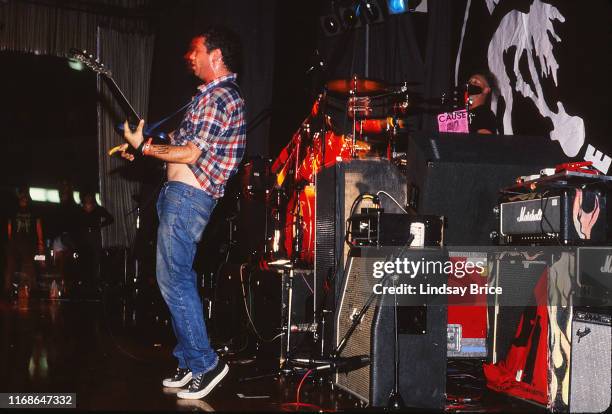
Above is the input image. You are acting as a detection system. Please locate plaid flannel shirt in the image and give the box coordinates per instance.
[172,73,246,199]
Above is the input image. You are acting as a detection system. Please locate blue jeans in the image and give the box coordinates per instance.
[156,181,218,377]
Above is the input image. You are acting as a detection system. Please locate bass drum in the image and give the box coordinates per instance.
[284,185,316,265]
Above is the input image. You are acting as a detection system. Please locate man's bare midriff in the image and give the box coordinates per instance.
[167,162,201,189]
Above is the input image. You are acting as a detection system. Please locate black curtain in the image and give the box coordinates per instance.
[147,0,276,158]
[316,0,452,132]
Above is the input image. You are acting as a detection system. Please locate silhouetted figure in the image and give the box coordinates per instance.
[50,180,80,291]
[3,187,44,297]
[76,192,113,287]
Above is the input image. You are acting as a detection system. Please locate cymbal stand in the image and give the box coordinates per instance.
[320,89,328,164]
[387,273,405,410]
[351,74,358,158]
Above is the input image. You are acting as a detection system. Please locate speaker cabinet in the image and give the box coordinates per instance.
[315,159,407,328]
[334,247,447,409]
[487,252,611,411]
[405,132,568,244]
[569,310,611,413]
[488,255,548,363]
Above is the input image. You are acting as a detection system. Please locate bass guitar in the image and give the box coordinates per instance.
[69,49,170,144]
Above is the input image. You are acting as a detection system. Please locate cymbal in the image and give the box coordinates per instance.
[326,78,387,96]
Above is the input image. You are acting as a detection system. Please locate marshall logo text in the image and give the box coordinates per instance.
[516,207,543,223]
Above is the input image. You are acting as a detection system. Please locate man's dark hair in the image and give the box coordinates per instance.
[200,26,242,74]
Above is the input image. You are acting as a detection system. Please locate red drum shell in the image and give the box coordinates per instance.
[284,185,315,265]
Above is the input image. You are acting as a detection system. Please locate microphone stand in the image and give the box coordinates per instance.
[387,273,405,410]
[285,270,393,377]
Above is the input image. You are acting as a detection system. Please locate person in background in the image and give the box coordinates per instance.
[3,187,44,297]
[76,192,113,287]
[51,179,80,291]
[466,70,499,134]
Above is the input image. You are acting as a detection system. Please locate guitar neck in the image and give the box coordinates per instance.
[101,75,141,123]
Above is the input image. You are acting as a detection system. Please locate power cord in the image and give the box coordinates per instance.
[238,263,282,343]
[345,192,380,247]
[376,190,408,214]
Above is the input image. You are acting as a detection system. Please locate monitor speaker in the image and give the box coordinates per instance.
[334,247,447,409]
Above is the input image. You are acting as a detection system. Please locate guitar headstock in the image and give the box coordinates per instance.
[69,49,112,76]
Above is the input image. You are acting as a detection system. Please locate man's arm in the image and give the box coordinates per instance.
[119,120,201,164]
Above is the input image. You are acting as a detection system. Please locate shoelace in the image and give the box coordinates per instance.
[175,368,188,379]
[190,374,203,391]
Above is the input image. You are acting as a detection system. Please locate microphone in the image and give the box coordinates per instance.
[466,84,483,95]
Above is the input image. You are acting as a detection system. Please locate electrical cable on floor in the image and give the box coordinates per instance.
[296,368,312,405]
[100,284,150,362]
[239,263,282,343]
[211,262,251,351]
[279,368,333,412]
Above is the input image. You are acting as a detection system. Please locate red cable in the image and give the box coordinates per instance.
[281,402,323,411]
[280,369,336,412]
[296,369,313,405]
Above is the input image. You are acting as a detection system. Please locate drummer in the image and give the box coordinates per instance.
[466,70,498,134]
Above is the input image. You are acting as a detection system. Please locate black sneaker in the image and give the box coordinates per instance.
[162,367,192,388]
[177,362,229,399]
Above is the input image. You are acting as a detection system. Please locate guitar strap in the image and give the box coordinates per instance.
[150,79,241,137]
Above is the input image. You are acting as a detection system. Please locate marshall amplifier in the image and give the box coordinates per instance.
[499,188,609,245]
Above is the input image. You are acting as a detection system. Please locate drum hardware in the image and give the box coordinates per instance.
[351,75,359,158]
[347,96,373,118]
[326,77,387,96]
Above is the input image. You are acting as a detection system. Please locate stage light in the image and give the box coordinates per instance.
[320,14,342,36]
[362,0,385,24]
[339,5,361,29]
[28,187,101,205]
[386,0,407,14]
[386,0,427,14]
[29,188,59,203]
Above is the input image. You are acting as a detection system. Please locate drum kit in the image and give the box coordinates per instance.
[263,75,418,269]
[220,76,463,371]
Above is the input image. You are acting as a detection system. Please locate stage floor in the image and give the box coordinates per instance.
[0,284,545,412]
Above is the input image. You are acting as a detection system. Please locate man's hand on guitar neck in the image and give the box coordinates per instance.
[118,118,201,164]
[116,120,145,162]
[125,119,145,146]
